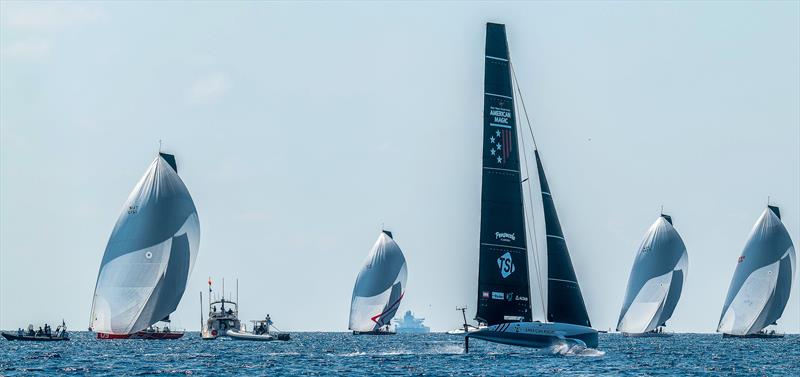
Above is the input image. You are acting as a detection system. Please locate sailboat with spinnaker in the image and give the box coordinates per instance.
[349,230,408,335]
[451,23,597,351]
[717,205,795,338]
[617,213,688,337]
[89,151,200,339]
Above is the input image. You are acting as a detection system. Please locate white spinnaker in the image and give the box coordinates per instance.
[617,217,688,333]
[90,155,200,334]
[349,232,408,332]
[718,260,781,335]
[718,207,795,335]
[618,271,673,333]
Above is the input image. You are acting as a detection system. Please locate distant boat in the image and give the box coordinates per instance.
[201,278,242,340]
[226,316,291,341]
[617,214,688,337]
[349,230,408,335]
[2,321,69,341]
[718,205,795,338]
[89,152,200,340]
[453,23,597,351]
[393,310,430,334]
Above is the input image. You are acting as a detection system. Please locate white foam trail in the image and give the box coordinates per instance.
[543,341,606,357]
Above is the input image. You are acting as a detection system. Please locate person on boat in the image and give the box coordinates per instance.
[17,328,23,336]
[227,308,233,315]
[36,327,43,336]
[212,305,216,313]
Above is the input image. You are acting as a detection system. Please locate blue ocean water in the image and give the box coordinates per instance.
[1,332,798,376]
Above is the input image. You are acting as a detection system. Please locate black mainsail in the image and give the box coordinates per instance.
[476,23,532,326]
[534,151,592,327]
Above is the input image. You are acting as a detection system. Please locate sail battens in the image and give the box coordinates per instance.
[486,55,509,62]
[483,167,520,173]
[546,235,565,240]
[480,242,526,251]
[485,92,513,99]
[549,278,578,284]
[490,123,512,129]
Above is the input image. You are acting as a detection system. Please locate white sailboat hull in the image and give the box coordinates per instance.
[466,322,598,349]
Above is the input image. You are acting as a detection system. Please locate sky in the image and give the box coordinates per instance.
[1,1,798,333]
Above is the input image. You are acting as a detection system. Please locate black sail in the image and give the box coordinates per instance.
[535,151,592,327]
[476,23,532,326]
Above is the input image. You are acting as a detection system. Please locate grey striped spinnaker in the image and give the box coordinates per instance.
[617,215,688,333]
[349,231,407,332]
[90,153,200,334]
[718,206,795,335]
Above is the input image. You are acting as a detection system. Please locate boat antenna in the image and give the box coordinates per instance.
[660,205,664,216]
[158,139,162,153]
[510,55,547,319]
[236,279,239,317]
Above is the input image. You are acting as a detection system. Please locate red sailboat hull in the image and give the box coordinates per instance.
[96,331,184,340]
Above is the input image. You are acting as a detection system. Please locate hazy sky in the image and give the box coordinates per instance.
[1,1,798,333]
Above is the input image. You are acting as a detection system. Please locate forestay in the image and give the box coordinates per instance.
[90,153,201,334]
[617,215,688,333]
[349,231,408,332]
[718,206,795,335]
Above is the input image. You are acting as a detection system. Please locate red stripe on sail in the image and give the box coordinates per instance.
[504,130,511,159]
[370,292,405,325]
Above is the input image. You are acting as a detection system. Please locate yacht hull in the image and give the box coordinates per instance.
[96,331,184,340]
[722,332,784,339]
[352,330,396,335]
[467,322,598,349]
[622,332,672,338]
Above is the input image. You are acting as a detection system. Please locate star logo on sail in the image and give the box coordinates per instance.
[489,128,512,165]
[497,252,515,278]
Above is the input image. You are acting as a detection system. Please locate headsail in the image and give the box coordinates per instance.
[476,23,533,326]
[533,151,592,327]
[617,214,688,333]
[349,231,408,332]
[718,206,796,335]
[90,153,201,334]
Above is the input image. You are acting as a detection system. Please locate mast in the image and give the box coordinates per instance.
[476,23,532,326]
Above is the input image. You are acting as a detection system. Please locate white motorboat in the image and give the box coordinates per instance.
[227,317,290,341]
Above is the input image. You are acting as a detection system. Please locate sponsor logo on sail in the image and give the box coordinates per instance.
[738,255,745,263]
[506,292,514,301]
[515,296,529,302]
[497,252,515,278]
[492,292,504,300]
[495,232,515,242]
[487,107,513,165]
[482,291,490,298]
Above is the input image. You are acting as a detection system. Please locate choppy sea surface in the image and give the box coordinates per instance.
[1,332,799,376]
